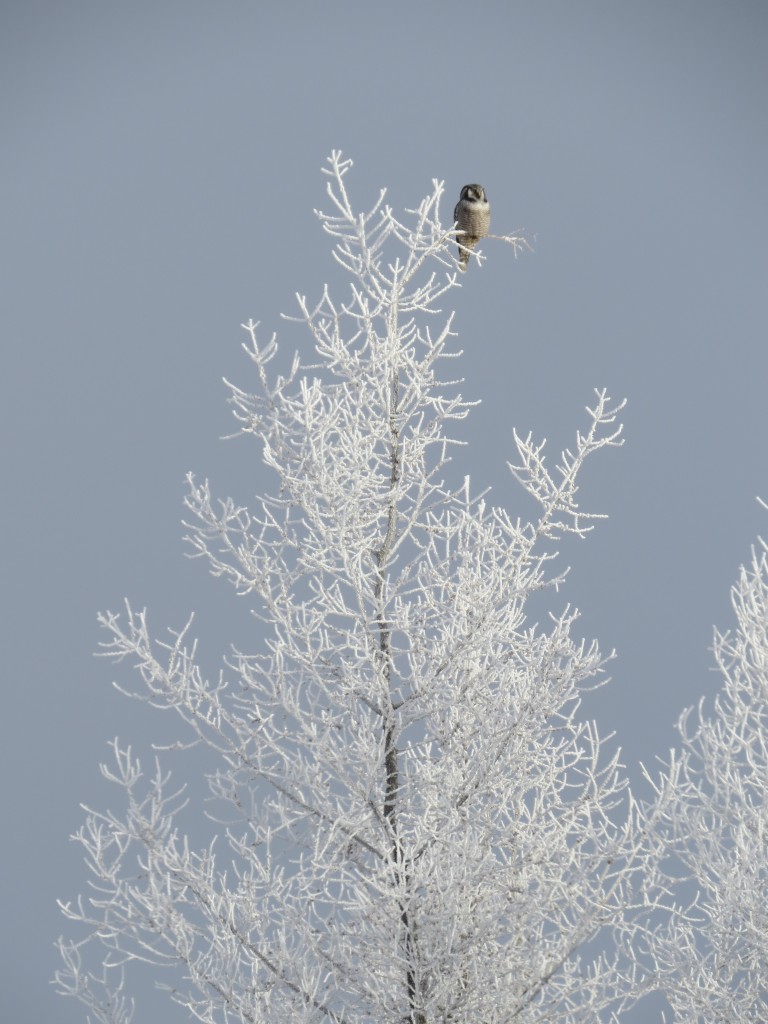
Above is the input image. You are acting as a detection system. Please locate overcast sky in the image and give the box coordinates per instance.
[2,2,767,1021]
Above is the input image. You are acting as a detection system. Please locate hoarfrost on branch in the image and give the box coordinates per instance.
[646,526,768,1021]
[57,152,659,1024]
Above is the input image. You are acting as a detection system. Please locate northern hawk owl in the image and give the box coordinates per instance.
[454,184,490,271]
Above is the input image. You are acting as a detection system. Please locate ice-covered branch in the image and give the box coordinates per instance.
[59,154,656,1024]
[644,529,768,1020]
[510,388,625,542]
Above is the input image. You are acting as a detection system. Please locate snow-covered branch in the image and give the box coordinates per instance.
[645,532,768,1021]
[58,153,657,1024]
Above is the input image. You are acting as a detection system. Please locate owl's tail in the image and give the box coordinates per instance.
[457,237,477,271]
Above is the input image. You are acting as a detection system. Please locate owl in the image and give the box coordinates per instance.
[454,184,490,271]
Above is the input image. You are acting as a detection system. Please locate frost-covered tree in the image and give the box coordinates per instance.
[57,153,659,1024]
[646,524,768,1022]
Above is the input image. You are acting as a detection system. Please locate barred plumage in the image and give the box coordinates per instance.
[454,183,490,270]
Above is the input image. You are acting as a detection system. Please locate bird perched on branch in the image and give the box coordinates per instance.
[454,184,490,271]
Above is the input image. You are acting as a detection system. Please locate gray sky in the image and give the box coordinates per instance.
[2,2,767,1021]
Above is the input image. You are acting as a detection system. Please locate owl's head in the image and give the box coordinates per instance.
[460,184,487,203]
